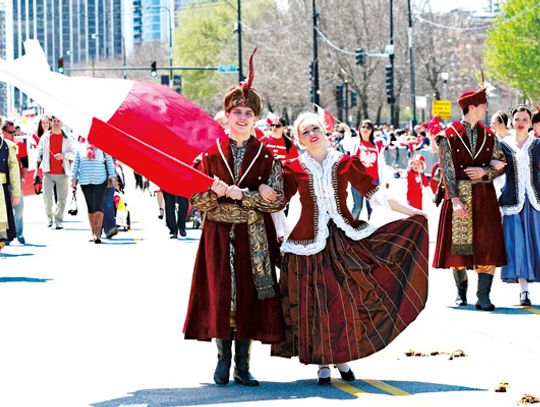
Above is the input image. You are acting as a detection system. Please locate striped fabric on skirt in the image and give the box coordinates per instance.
[271,215,429,365]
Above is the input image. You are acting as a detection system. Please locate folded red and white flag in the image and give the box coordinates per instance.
[0,40,223,197]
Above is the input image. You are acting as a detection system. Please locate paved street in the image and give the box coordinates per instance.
[1,176,539,407]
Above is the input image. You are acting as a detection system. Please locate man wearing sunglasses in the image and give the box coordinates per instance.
[0,120,21,252]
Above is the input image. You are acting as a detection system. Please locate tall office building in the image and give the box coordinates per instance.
[3,0,124,112]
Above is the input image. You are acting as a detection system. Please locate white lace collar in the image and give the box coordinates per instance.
[299,148,342,174]
[501,132,534,153]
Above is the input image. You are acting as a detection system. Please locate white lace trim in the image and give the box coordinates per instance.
[501,135,540,216]
[281,149,378,256]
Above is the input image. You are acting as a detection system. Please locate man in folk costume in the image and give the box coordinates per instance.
[183,51,286,386]
[433,87,507,310]
[0,122,21,252]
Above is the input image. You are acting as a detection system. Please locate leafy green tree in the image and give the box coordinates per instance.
[174,2,237,109]
[485,0,540,99]
[173,0,272,111]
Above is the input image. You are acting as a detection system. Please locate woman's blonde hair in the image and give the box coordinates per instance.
[292,112,326,146]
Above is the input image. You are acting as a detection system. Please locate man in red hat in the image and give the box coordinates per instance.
[183,51,286,386]
[433,87,507,310]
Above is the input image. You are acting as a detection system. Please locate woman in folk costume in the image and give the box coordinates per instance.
[499,105,540,306]
[432,87,507,310]
[0,123,21,252]
[271,112,429,385]
[183,51,286,387]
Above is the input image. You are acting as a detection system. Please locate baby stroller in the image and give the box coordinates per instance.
[114,191,131,231]
[187,205,201,229]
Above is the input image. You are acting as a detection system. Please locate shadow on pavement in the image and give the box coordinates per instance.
[0,277,52,283]
[20,243,48,248]
[0,252,35,258]
[449,305,538,315]
[91,379,483,406]
[101,239,138,245]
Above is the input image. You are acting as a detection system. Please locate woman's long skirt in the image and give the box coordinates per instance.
[271,215,429,365]
[501,200,540,283]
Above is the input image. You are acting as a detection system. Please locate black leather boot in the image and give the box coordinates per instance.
[214,338,233,385]
[233,338,259,386]
[452,268,468,306]
[475,273,495,311]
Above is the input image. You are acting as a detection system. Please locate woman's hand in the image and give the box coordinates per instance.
[489,159,506,171]
[71,178,77,188]
[258,183,277,202]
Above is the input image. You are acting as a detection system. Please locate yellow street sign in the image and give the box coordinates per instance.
[432,100,452,119]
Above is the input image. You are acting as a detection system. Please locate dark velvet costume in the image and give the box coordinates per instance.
[183,136,286,343]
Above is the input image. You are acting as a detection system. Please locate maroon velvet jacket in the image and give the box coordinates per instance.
[433,120,506,268]
[183,136,285,343]
[281,150,379,256]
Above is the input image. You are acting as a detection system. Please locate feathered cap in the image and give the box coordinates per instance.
[458,62,488,110]
[223,49,262,117]
[457,88,487,110]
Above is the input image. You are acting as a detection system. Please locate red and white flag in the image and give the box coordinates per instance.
[0,40,221,197]
[316,105,335,132]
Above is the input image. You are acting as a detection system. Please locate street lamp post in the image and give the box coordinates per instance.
[91,33,99,78]
[122,35,127,79]
[407,0,417,126]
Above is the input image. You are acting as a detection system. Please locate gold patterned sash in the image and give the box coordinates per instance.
[451,179,491,256]
[206,203,276,300]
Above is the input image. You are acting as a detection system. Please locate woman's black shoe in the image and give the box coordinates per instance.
[317,366,331,386]
[520,291,532,306]
[336,365,356,382]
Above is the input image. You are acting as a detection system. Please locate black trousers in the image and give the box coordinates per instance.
[162,190,188,235]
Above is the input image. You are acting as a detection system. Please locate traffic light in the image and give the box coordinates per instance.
[173,75,182,94]
[355,48,364,66]
[350,91,357,108]
[57,56,64,74]
[336,83,344,108]
[150,61,157,77]
[309,61,314,81]
[385,65,395,104]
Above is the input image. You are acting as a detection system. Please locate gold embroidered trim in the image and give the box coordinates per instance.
[451,181,473,255]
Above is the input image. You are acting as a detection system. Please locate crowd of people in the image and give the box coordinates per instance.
[1,61,539,389]
[0,113,192,250]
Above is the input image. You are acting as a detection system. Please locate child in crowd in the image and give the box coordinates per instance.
[406,154,429,210]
